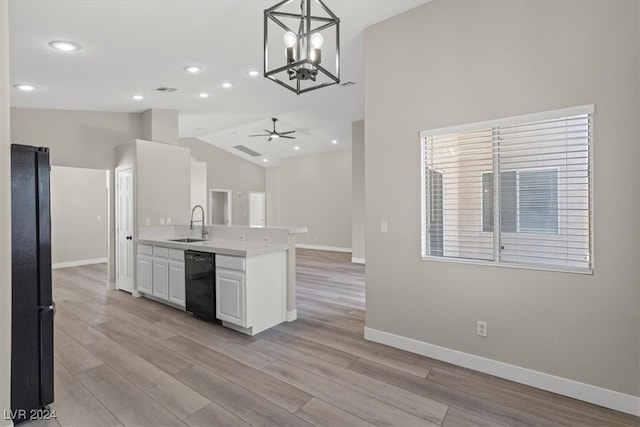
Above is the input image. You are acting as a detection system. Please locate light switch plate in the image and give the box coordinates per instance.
[145,218,151,226]
[166,217,172,225]
[159,218,165,225]
[380,220,389,233]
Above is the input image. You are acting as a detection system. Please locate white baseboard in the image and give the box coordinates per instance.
[52,257,107,269]
[364,327,640,416]
[351,257,365,264]
[286,309,297,322]
[1,419,13,427]
[296,244,351,253]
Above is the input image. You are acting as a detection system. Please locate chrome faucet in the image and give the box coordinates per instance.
[190,205,208,240]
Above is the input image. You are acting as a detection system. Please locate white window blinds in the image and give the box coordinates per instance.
[421,106,593,273]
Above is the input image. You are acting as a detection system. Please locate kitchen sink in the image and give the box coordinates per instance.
[168,238,204,243]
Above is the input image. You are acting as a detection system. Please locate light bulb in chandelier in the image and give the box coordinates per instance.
[284,31,297,48]
[310,33,324,49]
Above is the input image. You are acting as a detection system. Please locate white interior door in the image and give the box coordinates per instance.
[116,168,134,292]
[249,191,266,228]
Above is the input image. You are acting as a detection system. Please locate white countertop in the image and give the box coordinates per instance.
[136,237,289,257]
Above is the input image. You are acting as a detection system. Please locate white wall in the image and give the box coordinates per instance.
[180,137,265,226]
[190,159,208,223]
[142,109,178,145]
[0,2,12,425]
[272,149,352,250]
[136,140,191,227]
[351,120,365,262]
[50,166,108,267]
[364,0,640,410]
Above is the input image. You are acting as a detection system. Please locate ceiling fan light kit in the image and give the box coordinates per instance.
[264,0,340,95]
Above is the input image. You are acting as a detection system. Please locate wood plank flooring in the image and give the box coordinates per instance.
[21,249,639,427]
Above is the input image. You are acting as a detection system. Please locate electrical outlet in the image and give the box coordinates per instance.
[159,218,165,225]
[166,217,171,225]
[97,215,102,222]
[477,321,488,337]
[145,218,151,226]
[380,220,389,233]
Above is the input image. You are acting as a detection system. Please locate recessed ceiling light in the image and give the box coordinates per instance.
[294,146,300,150]
[247,70,260,77]
[262,158,268,163]
[185,65,201,73]
[49,40,81,52]
[14,84,36,91]
[198,92,209,98]
[332,139,338,144]
[221,82,233,89]
[130,94,144,100]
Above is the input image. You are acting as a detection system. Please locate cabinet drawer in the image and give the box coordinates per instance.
[216,254,245,271]
[138,244,153,256]
[169,249,184,261]
[153,246,169,258]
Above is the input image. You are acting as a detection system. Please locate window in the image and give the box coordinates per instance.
[482,169,558,234]
[421,106,592,272]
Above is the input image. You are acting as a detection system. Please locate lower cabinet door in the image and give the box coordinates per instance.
[136,255,153,294]
[168,261,185,307]
[152,258,169,300]
[215,268,246,327]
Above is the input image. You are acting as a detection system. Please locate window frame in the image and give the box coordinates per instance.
[420,105,594,275]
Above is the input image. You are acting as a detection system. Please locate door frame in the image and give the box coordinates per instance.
[115,166,135,293]
[209,188,232,226]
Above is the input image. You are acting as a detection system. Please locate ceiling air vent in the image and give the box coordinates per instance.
[233,145,262,157]
[155,86,178,92]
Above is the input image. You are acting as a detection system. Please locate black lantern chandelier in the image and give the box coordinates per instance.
[264,0,340,95]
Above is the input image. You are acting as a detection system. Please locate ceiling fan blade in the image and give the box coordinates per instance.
[267,136,273,142]
[263,129,272,133]
[249,134,270,137]
[280,135,296,139]
[279,130,296,135]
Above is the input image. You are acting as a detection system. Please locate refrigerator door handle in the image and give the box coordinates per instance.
[38,302,56,316]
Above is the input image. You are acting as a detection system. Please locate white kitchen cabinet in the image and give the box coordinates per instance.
[152,258,169,300]
[136,243,184,308]
[136,255,153,294]
[168,260,185,306]
[215,251,286,336]
[216,268,246,326]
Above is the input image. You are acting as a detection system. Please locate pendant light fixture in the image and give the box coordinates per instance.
[264,0,340,95]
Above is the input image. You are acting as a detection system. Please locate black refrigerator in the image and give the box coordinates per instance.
[11,144,54,424]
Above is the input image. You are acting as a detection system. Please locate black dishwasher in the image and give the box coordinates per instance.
[185,251,217,321]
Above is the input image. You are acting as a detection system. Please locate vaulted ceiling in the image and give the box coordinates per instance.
[9,0,427,166]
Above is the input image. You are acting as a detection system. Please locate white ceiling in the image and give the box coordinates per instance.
[8,0,427,167]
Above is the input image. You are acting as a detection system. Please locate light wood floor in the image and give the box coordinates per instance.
[23,249,638,427]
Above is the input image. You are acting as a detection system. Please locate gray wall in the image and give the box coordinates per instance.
[351,120,365,261]
[11,107,143,282]
[11,108,141,169]
[364,0,639,397]
[180,137,266,226]
[0,2,11,423]
[51,166,108,265]
[273,149,352,249]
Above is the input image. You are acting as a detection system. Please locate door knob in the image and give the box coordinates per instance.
[126,236,132,240]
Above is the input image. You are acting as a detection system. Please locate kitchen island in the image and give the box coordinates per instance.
[135,237,288,336]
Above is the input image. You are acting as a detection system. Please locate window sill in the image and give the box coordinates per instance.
[420,255,594,275]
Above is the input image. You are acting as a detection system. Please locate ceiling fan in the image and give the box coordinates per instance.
[249,118,296,141]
